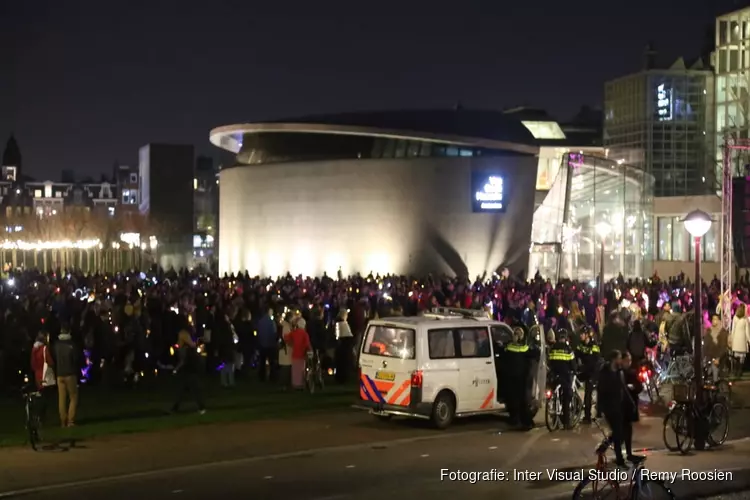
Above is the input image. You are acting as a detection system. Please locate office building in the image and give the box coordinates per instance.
[138,143,194,268]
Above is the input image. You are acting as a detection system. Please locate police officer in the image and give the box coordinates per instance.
[505,326,539,430]
[575,325,601,423]
[548,328,576,429]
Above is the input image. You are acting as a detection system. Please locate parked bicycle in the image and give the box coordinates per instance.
[305,350,325,394]
[22,379,43,451]
[545,374,583,431]
[638,362,660,404]
[572,419,675,499]
[662,380,729,454]
[656,353,693,386]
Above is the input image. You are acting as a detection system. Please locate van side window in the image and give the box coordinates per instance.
[457,328,491,358]
[428,330,456,359]
[491,326,512,346]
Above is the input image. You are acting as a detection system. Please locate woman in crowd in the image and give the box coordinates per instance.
[335,309,354,384]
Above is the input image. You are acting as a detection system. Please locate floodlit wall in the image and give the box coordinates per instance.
[219,156,538,278]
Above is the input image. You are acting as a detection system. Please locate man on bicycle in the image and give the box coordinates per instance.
[575,325,600,424]
[549,329,576,430]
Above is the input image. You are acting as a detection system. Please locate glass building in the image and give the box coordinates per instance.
[529,153,654,281]
[715,8,750,176]
[603,62,715,197]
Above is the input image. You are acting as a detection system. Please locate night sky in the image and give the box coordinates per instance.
[0,0,743,180]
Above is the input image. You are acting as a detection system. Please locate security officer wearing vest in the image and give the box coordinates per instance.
[504,326,539,431]
[549,328,576,429]
[575,325,601,423]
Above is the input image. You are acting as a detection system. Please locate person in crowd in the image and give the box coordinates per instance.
[504,326,538,431]
[597,350,627,467]
[705,314,729,383]
[575,325,600,423]
[601,311,628,358]
[30,331,55,421]
[335,309,354,384]
[171,313,206,414]
[620,351,644,462]
[521,299,538,329]
[668,310,694,355]
[53,324,79,428]
[215,307,236,388]
[278,322,293,390]
[626,319,656,370]
[548,329,576,430]
[730,303,750,377]
[255,308,278,383]
[284,317,311,390]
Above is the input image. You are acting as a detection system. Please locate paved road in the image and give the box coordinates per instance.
[7,408,750,500]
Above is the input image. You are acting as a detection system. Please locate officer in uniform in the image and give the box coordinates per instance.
[575,325,601,423]
[548,328,577,429]
[504,326,539,431]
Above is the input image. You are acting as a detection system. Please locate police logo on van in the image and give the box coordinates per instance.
[472,377,491,387]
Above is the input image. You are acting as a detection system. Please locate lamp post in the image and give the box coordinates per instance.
[683,209,713,451]
[595,221,612,305]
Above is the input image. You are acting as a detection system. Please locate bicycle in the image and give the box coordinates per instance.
[662,380,729,454]
[22,382,43,451]
[656,353,693,386]
[545,374,583,431]
[637,361,661,404]
[305,350,325,394]
[573,419,676,499]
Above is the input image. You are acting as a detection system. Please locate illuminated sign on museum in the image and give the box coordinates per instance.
[657,84,672,121]
[472,174,506,212]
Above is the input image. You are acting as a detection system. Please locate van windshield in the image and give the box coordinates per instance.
[362,325,416,359]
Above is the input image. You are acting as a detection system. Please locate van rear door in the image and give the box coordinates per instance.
[359,323,417,407]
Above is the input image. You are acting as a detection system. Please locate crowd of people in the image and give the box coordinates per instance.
[1,267,750,431]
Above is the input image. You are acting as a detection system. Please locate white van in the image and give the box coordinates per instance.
[355,307,547,429]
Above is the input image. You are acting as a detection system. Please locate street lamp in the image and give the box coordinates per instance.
[595,221,611,305]
[683,209,712,451]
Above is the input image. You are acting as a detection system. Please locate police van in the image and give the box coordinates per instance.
[355,307,547,429]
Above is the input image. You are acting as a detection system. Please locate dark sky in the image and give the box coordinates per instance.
[0,0,742,180]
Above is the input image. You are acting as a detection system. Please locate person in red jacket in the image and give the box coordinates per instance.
[30,332,54,390]
[284,318,311,389]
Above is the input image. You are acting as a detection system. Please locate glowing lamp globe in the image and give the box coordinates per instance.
[683,210,712,238]
[595,221,612,238]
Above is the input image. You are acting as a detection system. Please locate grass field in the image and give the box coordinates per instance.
[0,374,355,447]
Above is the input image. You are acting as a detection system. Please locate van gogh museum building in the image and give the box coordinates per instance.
[210,109,654,281]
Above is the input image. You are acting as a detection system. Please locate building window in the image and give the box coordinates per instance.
[193,178,198,190]
[689,222,719,262]
[55,191,62,197]
[129,173,138,184]
[34,189,42,198]
[108,206,115,217]
[657,216,688,261]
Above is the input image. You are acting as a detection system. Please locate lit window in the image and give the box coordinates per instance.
[521,121,566,140]
[34,189,42,198]
[193,178,198,190]
[122,189,131,204]
[108,206,115,217]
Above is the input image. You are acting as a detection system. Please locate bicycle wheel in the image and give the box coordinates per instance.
[305,365,316,394]
[571,477,620,499]
[26,402,41,451]
[662,411,680,452]
[634,479,676,499]
[707,401,729,447]
[545,393,559,431]
[672,405,694,455]
[571,393,584,427]
[316,365,325,391]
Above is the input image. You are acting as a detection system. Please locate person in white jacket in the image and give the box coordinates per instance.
[730,303,750,376]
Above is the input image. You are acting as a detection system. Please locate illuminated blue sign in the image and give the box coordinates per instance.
[472,173,506,212]
[657,84,672,121]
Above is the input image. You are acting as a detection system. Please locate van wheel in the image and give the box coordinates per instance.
[374,414,392,422]
[431,392,455,429]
